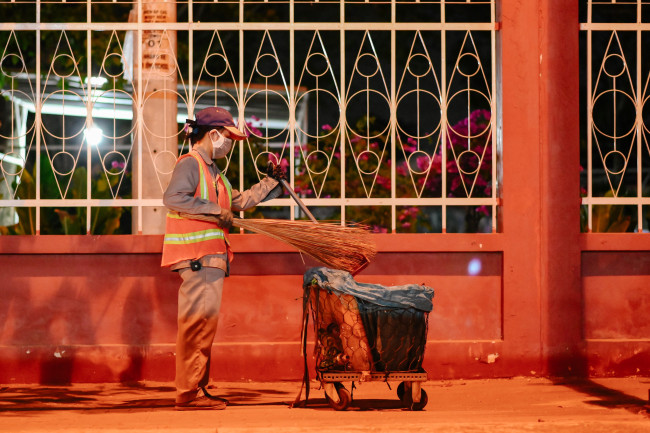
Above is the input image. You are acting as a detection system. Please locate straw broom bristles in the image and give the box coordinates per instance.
[175,212,376,274]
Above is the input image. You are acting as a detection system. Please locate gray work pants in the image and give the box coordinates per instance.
[175,266,225,404]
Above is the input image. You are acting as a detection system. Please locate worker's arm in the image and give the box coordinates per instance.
[163,157,221,215]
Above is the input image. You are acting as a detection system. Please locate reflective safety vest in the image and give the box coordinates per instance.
[161,151,233,267]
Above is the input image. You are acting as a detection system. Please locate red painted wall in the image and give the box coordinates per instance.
[1,0,649,385]
[0,234,508,384]
[2,231,647,385]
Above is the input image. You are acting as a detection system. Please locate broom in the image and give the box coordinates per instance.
[174,212,375,275]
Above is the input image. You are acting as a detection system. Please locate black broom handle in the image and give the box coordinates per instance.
[279,178,318,224]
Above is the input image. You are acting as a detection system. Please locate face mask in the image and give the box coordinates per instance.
[210,130,233,159]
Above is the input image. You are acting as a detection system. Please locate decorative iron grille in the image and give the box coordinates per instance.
[580,0,650,232]
[0,0,497,235]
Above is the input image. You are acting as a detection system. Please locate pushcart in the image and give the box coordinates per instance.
[297,267,434,411]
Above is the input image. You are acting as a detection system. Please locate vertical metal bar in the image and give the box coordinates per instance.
[587,0,593,232]
[340,0,346,225]
[440,0,447,232]
[491,0,497,232]
[86,0,92,234]
[137,0,143,234]
[189,0,194,119]
[35,0,41,234]
[239,0,245,212]
[390,0,396,232]
[636,0,642,231]
[290,0,296,221]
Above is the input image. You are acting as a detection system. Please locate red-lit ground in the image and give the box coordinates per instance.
[1,377,649,432]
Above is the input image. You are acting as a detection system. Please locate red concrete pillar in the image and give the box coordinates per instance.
[500,0,544,375]
[538,0,583,376]
[500,0,582,376]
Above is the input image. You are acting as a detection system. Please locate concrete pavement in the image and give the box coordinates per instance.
[1,377,649,432]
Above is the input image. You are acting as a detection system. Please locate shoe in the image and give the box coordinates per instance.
[175,395,226,411]
[201,386,229,404]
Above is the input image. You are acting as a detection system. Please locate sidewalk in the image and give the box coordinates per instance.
[1,377,649,433]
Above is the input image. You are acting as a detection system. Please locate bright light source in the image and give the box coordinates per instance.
[84,126,103,146]
[85,76,108,87]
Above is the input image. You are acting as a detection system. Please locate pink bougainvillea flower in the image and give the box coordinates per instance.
[321,124,332,131]
[417,155,430,172]
[402,137,417,153]
[246,122,262,137]
[450,176,462,192]
[476,205,490,216]
[376,175,390,189]
[475,176,488,187]
[470,109,491,122]
[294,185,313,196]
[431,153,443,173]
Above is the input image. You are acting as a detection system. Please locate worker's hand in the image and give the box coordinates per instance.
[266,162,287,182]
[215,209,233,230]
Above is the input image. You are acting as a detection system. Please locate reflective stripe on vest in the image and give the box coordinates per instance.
[163,228,226,245]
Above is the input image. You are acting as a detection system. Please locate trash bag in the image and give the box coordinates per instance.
[304,267,434,372]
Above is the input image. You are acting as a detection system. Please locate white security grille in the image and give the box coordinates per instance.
[581,0,650,232]
[0,0,497,235]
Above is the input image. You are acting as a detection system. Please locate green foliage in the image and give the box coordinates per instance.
[0,155,130,235]
[580,190,635,233]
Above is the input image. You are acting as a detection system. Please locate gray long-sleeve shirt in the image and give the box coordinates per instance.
[163,146,281,272]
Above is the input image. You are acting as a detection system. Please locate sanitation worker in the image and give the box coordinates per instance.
[161,106,285,410]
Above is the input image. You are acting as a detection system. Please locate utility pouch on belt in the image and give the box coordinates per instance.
[190,260,202,271]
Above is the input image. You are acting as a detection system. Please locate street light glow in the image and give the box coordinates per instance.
[84,126,103,146]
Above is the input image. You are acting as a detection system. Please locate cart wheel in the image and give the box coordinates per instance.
[324,382,351,411]
[396,382,406,401]
[403,388,428,411]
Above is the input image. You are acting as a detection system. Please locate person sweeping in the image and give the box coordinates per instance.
[161,106,285,410]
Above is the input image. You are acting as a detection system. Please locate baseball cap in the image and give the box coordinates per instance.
[193,107,247,140]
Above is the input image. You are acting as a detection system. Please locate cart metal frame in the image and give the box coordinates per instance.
[318,370,429,410]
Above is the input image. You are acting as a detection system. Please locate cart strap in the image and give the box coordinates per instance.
[290,284,312,408]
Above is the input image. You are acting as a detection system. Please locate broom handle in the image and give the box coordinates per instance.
[279,178,318,224]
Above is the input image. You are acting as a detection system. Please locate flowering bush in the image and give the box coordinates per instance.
[222,109,493,233]
[284,109,494,233]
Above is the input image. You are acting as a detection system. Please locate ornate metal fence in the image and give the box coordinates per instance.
[580,0,650,232]
[0,0,497,235]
